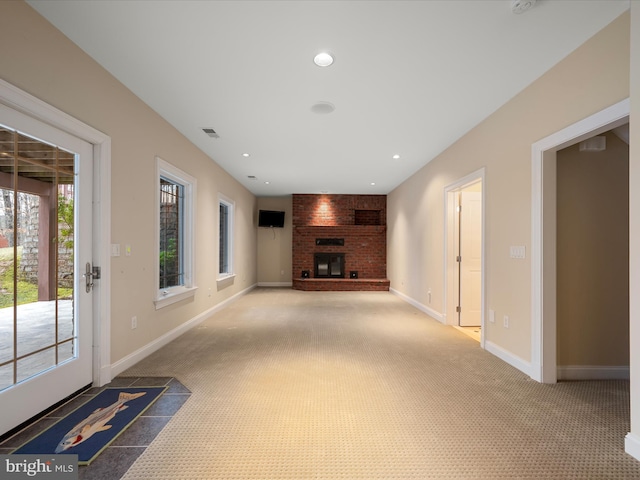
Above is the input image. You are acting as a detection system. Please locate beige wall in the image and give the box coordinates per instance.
[257,196,293,285]
[0,1,257,365]
[556,131,629,367]
[388,11,630,363]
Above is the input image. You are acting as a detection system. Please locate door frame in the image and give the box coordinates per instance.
[444,168,485,348]
[0,79,112,388]
[530,98,629,383]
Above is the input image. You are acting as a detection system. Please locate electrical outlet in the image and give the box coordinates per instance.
[428,289,432,304]
[503,315,509,328]
[489,309,495,323]
[131,316,137,329]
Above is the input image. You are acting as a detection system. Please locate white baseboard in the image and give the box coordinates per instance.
[98,364,112,387]
[557,365,629,380]
[110,283,256,378]
[484,340,532,377]
[626,433,640,461]
[390,288,445,323]
[257,282,292,287]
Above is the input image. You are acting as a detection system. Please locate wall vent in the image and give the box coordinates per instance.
[579,136,606,152]
[202,128,219,138]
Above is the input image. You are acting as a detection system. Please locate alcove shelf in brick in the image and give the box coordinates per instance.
[292,194,388,291]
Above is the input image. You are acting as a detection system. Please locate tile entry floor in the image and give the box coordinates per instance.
[0,376,190,480]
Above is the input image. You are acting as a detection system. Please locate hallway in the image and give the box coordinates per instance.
[119,288,638,479]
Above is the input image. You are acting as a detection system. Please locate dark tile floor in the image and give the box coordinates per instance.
[0,376,191,480]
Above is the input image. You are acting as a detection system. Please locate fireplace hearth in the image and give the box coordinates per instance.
[314,253,345,278]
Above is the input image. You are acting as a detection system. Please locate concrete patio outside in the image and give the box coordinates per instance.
[0,299,74,390]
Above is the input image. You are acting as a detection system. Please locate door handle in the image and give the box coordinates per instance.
[83,262,101,293]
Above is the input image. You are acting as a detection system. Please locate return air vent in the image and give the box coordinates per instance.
[202,128,219,138]
[579,136,606,152]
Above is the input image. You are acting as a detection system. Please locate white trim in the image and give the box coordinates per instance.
[557,365,630,381]
[257,282,293,287]
[155,156,197,309]
[531,98,630,383]
[0,79,112,388]
[218,193,235,279]
[154,286,198,310]
[444,168,486,349]
[217,273,236,283]
[390,287,445,323]
[95,137,112,387]
[625,434,640,463]
[112,283,257,377]
[484,340,532,377]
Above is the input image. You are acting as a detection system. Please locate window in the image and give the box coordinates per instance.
[218,194,234,279]
[155,157,196,308]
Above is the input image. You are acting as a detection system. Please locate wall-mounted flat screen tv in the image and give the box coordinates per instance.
[258,210,285,228]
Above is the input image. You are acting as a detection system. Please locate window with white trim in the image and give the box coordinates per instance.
[218,194,234,279]
[155,157,197,308]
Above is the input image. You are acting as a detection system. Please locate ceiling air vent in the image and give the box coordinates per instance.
[202,128,219,138]
[579,136,606,152]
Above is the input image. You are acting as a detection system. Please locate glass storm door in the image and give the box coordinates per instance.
[0,105,93,435]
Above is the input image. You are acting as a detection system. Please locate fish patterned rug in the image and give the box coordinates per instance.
[12,387,167,465]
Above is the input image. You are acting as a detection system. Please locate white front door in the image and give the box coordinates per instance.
[459,189,482,327]
[0,105,94,435]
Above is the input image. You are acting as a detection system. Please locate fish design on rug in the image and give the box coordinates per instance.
[55,391,147,453]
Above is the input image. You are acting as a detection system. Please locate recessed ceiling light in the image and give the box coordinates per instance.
[242,153,250,157]
[264,181,270,185]
[392,154,400,160]
[314,52,334,67]
[370,182,376,186]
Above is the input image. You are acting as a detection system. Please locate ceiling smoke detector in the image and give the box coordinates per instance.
[511,0,536,14]
[202,127,219,138]
[310,101,335,114]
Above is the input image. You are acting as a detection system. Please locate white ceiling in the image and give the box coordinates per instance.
[27,0,629,196]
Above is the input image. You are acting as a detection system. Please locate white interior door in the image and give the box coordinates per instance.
[459,189,482,327]
[0,105,93,435]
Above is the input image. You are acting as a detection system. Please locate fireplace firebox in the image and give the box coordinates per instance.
[314,253,345,278]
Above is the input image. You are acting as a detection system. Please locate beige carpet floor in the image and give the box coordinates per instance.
[121,288,640,479]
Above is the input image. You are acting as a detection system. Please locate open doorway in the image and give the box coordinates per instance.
[445,169,485,346]
[556,129,629,380]
[531,98,629,383]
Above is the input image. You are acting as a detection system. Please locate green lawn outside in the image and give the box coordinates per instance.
[0,246,73,308]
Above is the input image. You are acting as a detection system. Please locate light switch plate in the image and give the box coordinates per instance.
[510,246,526,259]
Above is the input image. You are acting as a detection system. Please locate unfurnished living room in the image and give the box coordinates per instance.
[0,1,639,479]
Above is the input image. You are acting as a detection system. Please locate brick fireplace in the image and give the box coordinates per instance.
[292,194,390,291]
